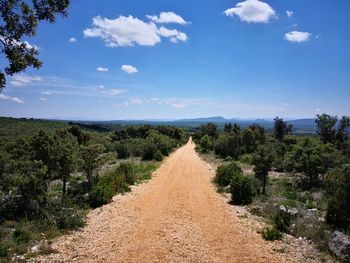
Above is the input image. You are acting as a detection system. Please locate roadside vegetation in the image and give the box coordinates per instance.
[195,114,350,260]
[0,119,186,261]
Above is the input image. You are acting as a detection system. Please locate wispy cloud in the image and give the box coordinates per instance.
[97,67,109,72]
[83,14,188,47]
[10,74,42,87]
[286,10,293,18]
[224,0,276,23]
[0,94,24,104]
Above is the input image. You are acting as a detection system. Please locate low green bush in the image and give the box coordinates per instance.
[116,162,136,185]
[261,227,282,241]
[0,242,8,257]
[13,229,31,244]
[142,143,157,161]
[239,153,253,164]
[154,150,163,162]
[56,209,85,230]
[230,174,256,205]
[115,143,130,159]
[274,212,291,233]
[215,162,242,187]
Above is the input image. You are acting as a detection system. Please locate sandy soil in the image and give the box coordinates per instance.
[33,139,312,263]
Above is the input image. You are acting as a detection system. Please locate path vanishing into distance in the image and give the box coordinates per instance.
[35,139,300,263]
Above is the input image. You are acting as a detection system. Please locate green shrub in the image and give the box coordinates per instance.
[215,162,242,187]
[200,135,212,153]
[142,143,157,161]
[116,162,136,185]
[56,209,85,230]
[261,227,282,241]
[89,185,114,208]
[13,228,31,244]
[274,213,291,233]
[239,153,253,164]
[154,150,164,162]
[0,242,8,257]
[115,143,130,159]
[230,174,255,205]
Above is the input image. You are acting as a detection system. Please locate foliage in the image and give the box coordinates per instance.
[214,162,242,187]
[325,164,350,229]
[230,173,256,205]
[201,122,218,138]
[200,134,213,153]
[274,212,291,233]
[80,144,105,187]
[261,227,282,241]
[115,143,131,159]
[252,145,273,195]
[0,0,70,90]
[274,117,292,141]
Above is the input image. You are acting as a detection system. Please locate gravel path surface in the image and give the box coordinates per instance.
[33,139,310,263]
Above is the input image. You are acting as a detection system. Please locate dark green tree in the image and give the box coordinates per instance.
[201,123,218,139]
[336,116,350,146]
[274,117,292,141]
[315,114,337,144]
[81,144,104,188]
[252,145,273,195]
[0,0,70,91]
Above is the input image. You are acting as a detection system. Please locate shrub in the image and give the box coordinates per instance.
[261,227,282,241]
[13,228,31,244]
[238,153,253,164]
[89,185,114,208]
[116,162,136,185]
[230,174,255,205]
[274,212,291,233]
[215,162,242,187]
[154,150,164,162]
[200,135,212,153]
[0,242,8,257]
[142,143,157,161]
[56,209,85,230]
[115,143,130,159]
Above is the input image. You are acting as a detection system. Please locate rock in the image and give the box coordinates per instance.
[279,205,287,213]
[287,207,299,217]
[329,231,350,261]
[306,208,318,218]
[31,245,39,253]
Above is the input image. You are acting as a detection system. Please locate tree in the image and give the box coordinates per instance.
[315,114,337,144]
[274,117,292,141]
[52,129,78,196]
[0,0,70,91]
[252,145,272,195]
[201,123,218,139]
[200,134,212,153]
[81,144,104,188]
[336,116,350,146]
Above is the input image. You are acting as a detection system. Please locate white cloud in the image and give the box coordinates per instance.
[286,10,293,18]
[83,15,188,47]
[0,36,38,50]
[158,27,188,43]
[121,65,138,74]
[10,74,42,87]
[224,0,276,23]
[284,31,311,43]
[97,67,109,72]
[69,37,77,43]
[39,97,48,101]
[0,94,24,104]
[146,12,188,25]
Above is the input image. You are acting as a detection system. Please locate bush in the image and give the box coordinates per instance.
[115,143,130,159]
[56,209,85,230]
[215,162,242,187]
[238,153,253,164]
[116,162,136,185]
[13,228,31,244]
[0,242,8,257]
[261,227,282,241]
[89,185,114,208]
[230,174,255,205]
[200,135,212,153]
[274,212,291,233]
[154,150,164,162]
[142,143,157,161]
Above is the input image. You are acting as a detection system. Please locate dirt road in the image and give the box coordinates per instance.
[35,139,299,263]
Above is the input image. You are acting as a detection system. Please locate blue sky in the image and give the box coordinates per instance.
[0,0,349,120]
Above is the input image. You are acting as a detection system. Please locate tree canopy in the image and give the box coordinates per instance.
[0,0,70,91]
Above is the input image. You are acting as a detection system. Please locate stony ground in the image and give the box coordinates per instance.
[32,139,332,263]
